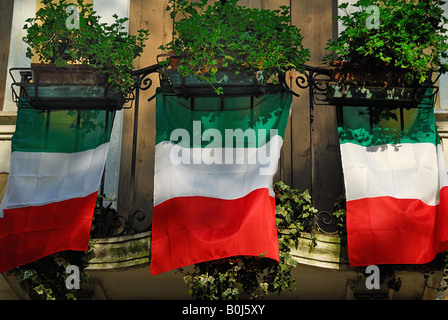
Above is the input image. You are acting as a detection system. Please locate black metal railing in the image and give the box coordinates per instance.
[296,65,440,108]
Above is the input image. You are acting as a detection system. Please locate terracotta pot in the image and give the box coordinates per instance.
[166,52,181,70]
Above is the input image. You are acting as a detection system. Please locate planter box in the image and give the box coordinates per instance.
[165,70,283,97]
[23,64,126,110]
[31,63,107,85]
[324,61,436,107]
[326,84,430,107]
[26,85,125,110]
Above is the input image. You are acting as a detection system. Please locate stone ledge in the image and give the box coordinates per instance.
[290,232,344,270]
[435,108,448,121]
[87,231,150,270]
[87,231,344,271]
[0,111,16,141]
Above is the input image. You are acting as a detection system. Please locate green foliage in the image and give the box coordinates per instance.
[160,0,310,94]
[22,0,149,95]
[179,181,319,300]
[331,195,347,237]
[7,250,90,300]
[323,0,448,84]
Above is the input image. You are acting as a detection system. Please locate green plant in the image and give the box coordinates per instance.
[160,0,310,94]
[7,250,90,300]
[22,0,149,95]
[323,0,448,85]
[331,195,347,237]
[274,181,317,248]
[179,181,318,300]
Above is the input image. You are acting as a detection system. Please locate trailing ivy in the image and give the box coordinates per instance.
[6,196,115,300]
[7,250,90,300]
[178,181,319,300]
[331,195,347,238]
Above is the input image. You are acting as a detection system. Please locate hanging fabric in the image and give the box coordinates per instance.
[0,101,114,273]
[337,91,448,266]
[150,92,292,275]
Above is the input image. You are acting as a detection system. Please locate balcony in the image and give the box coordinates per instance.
[81,226,445,300]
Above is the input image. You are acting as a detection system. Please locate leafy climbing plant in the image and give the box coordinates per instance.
[323,0,448,85]
[22,0,149,95]
[178,181,319,300]
[331,195,347,237]
[7,250,90,300]
[160,0,310,94]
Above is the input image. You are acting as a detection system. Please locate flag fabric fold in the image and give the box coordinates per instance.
[338,95,448,266]
[150,92,292,275]
[0,103,114,273]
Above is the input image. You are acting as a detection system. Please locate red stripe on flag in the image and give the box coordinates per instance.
[347,186,448,266]
[150,188,279,275]
[0,192,97,273]
[436,186,448,253]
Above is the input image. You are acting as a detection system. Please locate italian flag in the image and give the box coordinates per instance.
[150,92,292,275]
[338,97,448,266]
[0,104,114,273]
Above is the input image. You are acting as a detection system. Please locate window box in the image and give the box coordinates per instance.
[12,64,127,111]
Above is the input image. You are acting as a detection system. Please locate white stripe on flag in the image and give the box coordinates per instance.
[1,142,109,211]
[437,143,448,202]
[154,136,283,206]
[340,142,440,205]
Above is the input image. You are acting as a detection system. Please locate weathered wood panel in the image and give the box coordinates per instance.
[291,0,343,211]
[118,0,172,226]
[0,173,8,203]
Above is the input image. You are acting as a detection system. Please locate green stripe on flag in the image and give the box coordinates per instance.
[338,104,438,147]
[13,101,115,153]
[338,88,439,147]
[155,92,292,148]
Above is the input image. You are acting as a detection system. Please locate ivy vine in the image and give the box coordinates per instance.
[178,181,321,300]
[7,250,90,300]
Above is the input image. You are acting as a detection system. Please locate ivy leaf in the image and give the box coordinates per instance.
[287,257,298,267]
[55,56,67,67]
[18,270,35,282]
